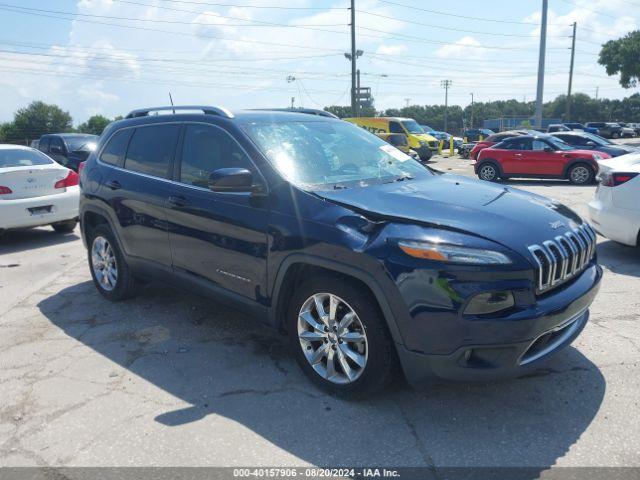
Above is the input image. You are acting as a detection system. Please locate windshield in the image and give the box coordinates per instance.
[243,120,431,189]
[421,125,434,132]
[0,149,53,168]
[546,137,573,151]
[66,135,98,152]
[401,120,424,134]
[581,132,612,145]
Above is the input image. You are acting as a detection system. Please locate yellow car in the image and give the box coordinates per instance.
[345,117,437,161]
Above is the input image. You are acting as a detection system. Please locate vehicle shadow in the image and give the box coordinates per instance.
[596,239,640,278]
[37,281,605,474]
[0,227,80,255]
[499,179,596,188]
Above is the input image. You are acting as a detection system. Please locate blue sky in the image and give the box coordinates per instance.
[0,0,637,125]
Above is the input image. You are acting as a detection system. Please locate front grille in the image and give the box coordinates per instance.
[527,223,596,293]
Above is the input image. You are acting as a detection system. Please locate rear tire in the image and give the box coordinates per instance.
[477,162,500,182]
[568,163,594,185]
[51,219,78,234]
[87,224,136,301]
[612,132,620,139]
[287,275,399,398]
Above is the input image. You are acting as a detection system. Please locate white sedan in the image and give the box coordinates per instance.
[0,145,79,235]
[589,154,640,247]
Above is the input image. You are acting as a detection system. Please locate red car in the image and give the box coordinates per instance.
[469,130,527,160]
[474,135,611,184]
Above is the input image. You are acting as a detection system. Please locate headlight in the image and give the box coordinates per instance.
[398,240,512,265]
[419,140,427,146]
[593,153,602,160]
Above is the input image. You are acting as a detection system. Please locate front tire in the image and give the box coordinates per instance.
[612,132,620,139]
[568,163,594,185]
[52,219,78,233]
[477,162,500,182]
[88,224,136,301]
[287,276,398,397]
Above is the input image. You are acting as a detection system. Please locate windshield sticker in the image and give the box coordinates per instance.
[380,144,410,162]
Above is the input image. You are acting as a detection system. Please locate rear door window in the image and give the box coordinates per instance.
[100,129,133,167]
[124,124,181,179]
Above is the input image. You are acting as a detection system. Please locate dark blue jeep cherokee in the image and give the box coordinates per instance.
[79,106,602,396]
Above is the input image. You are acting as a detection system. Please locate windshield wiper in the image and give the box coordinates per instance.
[333,183,349,190]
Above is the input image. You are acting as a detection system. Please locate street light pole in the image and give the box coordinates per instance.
[441,80,452,131]
[470,92,474,129]
[565,21,577,120]
[534,0,548,129]
[350,0,357,117]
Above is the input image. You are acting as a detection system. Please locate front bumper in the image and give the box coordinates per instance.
[0,187,79,230]
[396,264,602,385]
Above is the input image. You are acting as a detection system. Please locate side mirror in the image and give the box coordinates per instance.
[208,168,253,192]
[543,146,554,153]
[586,141,596,146]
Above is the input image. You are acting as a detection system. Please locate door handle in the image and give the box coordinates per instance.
[514,153,523,157]
[167,195,190,208]
[105,180,121,190]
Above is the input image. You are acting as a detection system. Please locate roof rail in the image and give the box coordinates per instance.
[124,105,234,119]
[250,108,339,119]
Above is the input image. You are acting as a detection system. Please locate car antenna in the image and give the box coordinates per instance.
[169,92,175,114]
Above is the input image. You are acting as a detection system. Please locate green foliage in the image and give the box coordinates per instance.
[77,115,111,135]
[324,105,377,118]
[599,31,640,88]
[12,101,73,142]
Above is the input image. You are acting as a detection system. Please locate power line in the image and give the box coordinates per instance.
[0,5,346,53]
[357,26,570,52]
[374,0,570,26]
[144,0,349,10]
[356,9,569,38]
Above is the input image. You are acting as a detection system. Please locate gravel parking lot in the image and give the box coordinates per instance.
[1,150,639,472]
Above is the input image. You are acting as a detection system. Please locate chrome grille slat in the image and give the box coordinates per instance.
[528,223,596,293]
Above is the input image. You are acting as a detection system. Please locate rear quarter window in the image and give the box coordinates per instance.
[100,129,133,167]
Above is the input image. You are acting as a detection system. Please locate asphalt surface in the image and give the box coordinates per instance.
[1,150,639,472]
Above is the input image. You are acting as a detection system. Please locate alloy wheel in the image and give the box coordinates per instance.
[297,293,368,385]
[479,164,497,181]
[91,236,118,291]
[570,166,590,184]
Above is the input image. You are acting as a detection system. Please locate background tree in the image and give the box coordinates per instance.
[12,101,73,143]
[599,30,640,88]
[77,114,111,135]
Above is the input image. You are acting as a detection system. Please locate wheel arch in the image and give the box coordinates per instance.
[81,205,122,250]
[270,255,405,346]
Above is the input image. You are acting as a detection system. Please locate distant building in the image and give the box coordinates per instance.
[483,116,562,131]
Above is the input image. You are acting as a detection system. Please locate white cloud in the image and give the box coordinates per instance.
[375,44,408,56]
[435,36,486,59]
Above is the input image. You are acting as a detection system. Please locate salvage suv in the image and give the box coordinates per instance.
[79,106,602,396]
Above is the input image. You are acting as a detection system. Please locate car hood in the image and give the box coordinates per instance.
[316,174,585,259]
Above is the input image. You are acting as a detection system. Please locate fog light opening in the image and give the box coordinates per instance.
[464,291,515,315]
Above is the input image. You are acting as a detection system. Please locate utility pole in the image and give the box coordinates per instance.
[469,92,474,128]
[350,0,357,117]
[535,0,548,129]
[565,21,577,120]
[441,80,452,131]
[290,97,295,109]
[404,98,411,108]
[595,86,599,100]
